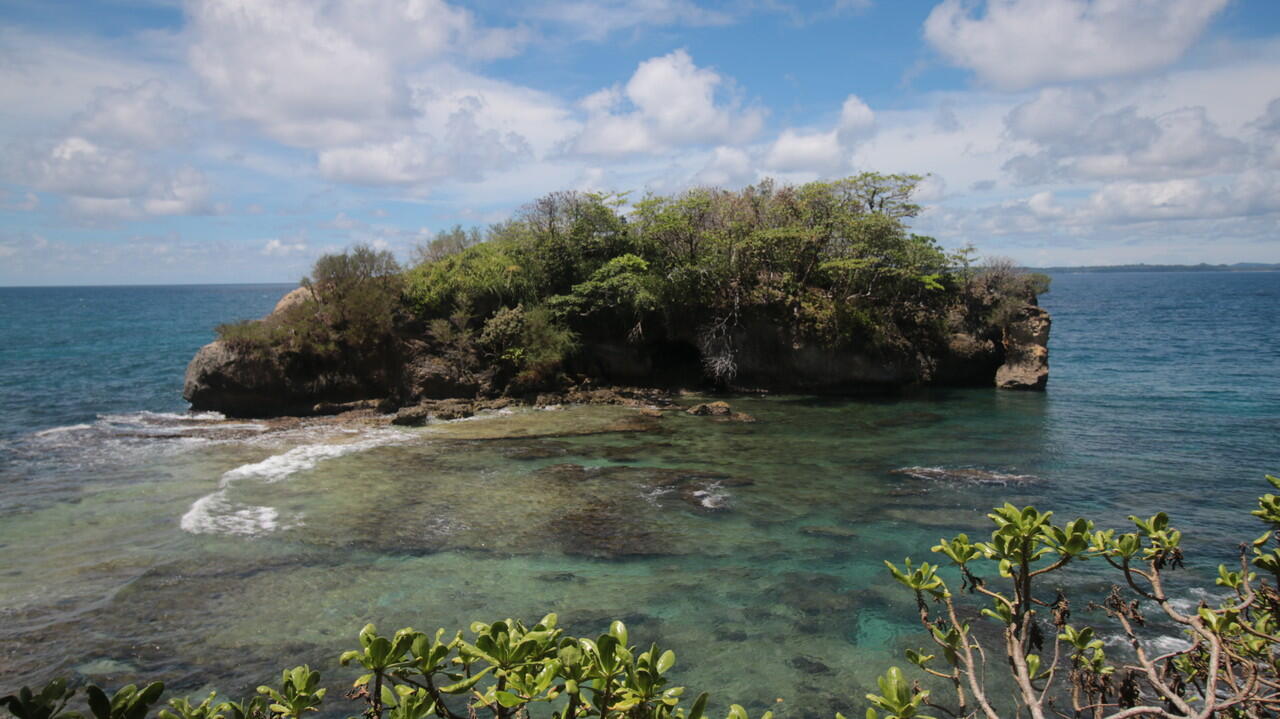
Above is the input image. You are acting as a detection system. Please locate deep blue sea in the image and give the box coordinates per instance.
[0,273,1278,713]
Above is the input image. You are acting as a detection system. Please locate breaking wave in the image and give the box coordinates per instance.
[180,430,409,537]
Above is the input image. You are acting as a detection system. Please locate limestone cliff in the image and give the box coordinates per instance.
[995,305,1051,390]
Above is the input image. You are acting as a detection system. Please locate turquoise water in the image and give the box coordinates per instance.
[1,274,1278,716]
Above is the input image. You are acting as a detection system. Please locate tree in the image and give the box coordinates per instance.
[301,244,402,350]
[873,475,1280,719]
[412,226,483,265]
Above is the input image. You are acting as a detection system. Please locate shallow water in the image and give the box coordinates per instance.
[1,273,1278,716]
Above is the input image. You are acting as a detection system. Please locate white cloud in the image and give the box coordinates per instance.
[0,28,196,138]
[758,93,877,176]
[66,196,145,221]
[763,128,843,174]
[924,0,1229,90]
[317,103,532,187]
[72,80,189,149]
[693,145,754,187]
[573,50,764,156]
[15,136,152,199]
[917,170,1280,254]
[838,94,875,137]
[142,166,213,216]
[1082,172,1280,224]
[1004,91,1249,184]
[188,0,527,149]
[263,237,309,256]
[406,65,577,158]
[7,134,213,219]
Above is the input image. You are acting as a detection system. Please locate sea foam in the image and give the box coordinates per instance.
[180,430,408,537]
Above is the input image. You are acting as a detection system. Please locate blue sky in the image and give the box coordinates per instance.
[2,0,1280,284]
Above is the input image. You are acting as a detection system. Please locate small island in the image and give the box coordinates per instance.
[184,174,1051,419]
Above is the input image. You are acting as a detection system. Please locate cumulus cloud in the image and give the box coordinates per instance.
[72,80,188,149]
[317,122,530,188]
[188,0,528,148]
[1082,172,1280,224]
[760,93,876,176]
[142,167,213,216]
[923,170,1280,246]
[406,66,577,158]
[7,131,212,220]
[573,50,764,156]
[263,237,309,256]
[763,129,843,174]
[693,145,755,187]
[924,0,1229,90]
[1004,90,1248,184]
[14,136,152,199]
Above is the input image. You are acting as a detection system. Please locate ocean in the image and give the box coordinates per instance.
[1,273,1278,715]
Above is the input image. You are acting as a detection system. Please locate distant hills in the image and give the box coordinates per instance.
[1029,262,1280,273]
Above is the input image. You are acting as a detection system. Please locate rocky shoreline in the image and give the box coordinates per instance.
[184,287,1051,419]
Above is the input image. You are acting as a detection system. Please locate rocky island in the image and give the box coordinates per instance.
[185,174,1050,418]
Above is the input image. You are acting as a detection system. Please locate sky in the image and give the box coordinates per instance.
[2,0,1280,285]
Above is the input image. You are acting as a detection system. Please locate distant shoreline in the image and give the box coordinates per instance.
[1028,263,1280,273]
[3,264,1279,289]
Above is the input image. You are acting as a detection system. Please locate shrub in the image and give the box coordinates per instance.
[412,226,483,265]
[3,619,767,719]
[302,245,402,350]
[874,475,1280,718]
[404,242,534,320]
[511,305,578,386]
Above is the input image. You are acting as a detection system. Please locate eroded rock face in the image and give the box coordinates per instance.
[183,288,395,417]
[995,305,1051,390]
[183,340,299,417]
[183,340,386,417]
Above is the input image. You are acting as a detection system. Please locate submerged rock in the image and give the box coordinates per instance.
[799,525,859,540]
[788,655,832,674]
[392,400,470,426]
[501,441,572,460]
[687,401,732,416]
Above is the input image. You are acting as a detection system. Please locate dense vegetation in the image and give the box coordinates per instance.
[215,174,1047,395]
[8,477,1280,719]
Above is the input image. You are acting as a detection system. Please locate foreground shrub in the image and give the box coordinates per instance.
[875,475,1280,718]
[9,477,1280,719]
[3,619,759,719]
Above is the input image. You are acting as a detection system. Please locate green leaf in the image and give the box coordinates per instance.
[493,691,523,709]
[687,693,708,719]
[438,667,492,694]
